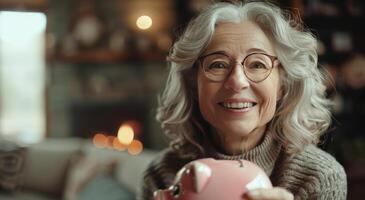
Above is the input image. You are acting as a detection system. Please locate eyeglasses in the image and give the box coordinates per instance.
[198,52,278,83]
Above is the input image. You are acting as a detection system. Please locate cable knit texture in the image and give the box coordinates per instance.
[139,133,347,200]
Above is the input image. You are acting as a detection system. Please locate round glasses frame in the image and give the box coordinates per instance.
[197,52,278,83]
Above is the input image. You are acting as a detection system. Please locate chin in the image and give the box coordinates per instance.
[219,124,256,138]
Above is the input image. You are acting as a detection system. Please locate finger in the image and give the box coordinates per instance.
[245,188,294,200]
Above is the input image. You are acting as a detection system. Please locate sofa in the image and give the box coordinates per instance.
[0,138,158,200]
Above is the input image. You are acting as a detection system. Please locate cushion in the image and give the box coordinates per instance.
[0,140,25,192]
[22,138,83,196]
[63,149,117,200]
[81,142,129,164]
[0,189,56,200]
[77,173,135,200]
[115,150,157,194]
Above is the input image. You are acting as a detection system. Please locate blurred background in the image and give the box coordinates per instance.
[0,0,363,200]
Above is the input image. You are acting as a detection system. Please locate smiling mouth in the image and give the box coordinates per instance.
[218,102,257,110]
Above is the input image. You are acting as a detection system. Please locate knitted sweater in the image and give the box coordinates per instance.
[139,133,347,200]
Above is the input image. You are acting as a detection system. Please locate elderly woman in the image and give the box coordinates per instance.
[140,1,347,200]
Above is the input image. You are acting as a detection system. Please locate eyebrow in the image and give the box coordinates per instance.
[201,48,270,58]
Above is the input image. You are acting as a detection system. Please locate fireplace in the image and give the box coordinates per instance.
[70,101,147,144]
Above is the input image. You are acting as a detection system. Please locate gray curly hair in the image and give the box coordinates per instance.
[156,1,331,158]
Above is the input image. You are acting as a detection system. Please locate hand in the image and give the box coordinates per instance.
[244,187,294,200]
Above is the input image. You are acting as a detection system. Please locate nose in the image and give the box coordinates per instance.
[223,65,250,92]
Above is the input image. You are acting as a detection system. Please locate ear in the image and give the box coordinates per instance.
[191,161,212,193]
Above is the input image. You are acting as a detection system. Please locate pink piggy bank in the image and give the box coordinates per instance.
[154,158,272,200]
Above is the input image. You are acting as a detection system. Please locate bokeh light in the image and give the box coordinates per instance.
[92,122,144,155]
[127,139,143,155]
[136,15,152,30]
[93,133,107,148]
[123,120,142,136]
[117,124,134,145]
[113,137,128,151]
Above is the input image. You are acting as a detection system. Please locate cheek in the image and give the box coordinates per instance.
[197,73,218,122]
[257,71,281,124]
[261,93,277,120]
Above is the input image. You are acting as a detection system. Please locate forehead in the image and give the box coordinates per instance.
[204,21,275,55]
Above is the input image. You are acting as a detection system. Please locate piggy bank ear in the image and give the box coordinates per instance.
[191,162,212,193]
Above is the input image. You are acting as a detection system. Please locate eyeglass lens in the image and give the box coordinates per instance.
[201,53,273,82]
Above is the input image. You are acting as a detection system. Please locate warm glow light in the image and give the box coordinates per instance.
[113,137,128,151]
[128,139,143,155]
[93,133,107,148]
[117,124,134,145]
[136,15,152,30]
[124,120,142,135]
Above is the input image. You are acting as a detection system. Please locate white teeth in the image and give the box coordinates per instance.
[222,102,254,109]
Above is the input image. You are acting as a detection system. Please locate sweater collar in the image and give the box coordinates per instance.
[203,132,282,176]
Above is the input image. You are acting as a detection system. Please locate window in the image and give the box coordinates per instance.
[0,11,46,144]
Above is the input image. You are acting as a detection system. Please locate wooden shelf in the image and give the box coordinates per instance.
[48,49,166,64]
[0,0,48,11]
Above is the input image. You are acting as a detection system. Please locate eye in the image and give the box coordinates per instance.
[171,184,181,198]
[208,61,229,70]
[247,61,268,69]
